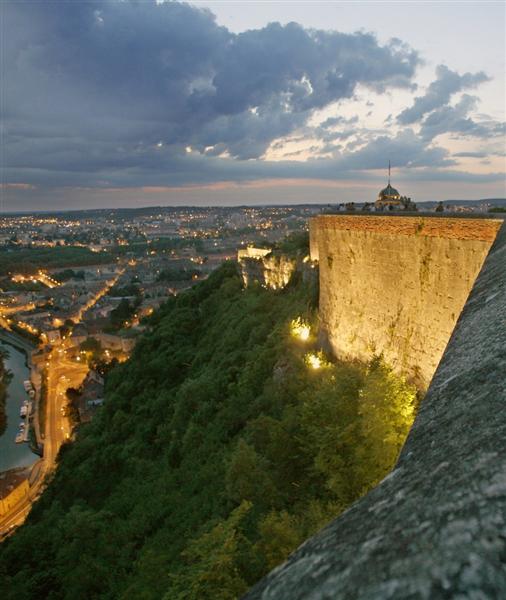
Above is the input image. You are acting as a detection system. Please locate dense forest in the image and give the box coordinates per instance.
[0,261,417,599]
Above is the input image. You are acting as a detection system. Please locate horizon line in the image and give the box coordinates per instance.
[0,198,505,216]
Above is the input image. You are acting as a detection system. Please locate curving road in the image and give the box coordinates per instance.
[0,354,87,538]
[0,274,121,538]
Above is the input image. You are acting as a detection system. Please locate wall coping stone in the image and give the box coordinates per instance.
[313,214,502,242]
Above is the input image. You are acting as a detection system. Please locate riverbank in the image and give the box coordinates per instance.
[0,341,38,473]
[0,351,12,436]
[0,329,35,366]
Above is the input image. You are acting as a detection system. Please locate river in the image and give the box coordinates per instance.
[0,341,38,472]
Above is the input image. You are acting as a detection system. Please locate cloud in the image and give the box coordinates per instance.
[2,0,502,205]
[5,126,459,194]
[319,116,359,129]
[334,129,456,170]
[394,64,504,143]
[419,94,505,141]
[397,65,489,125]
[453,151,488,158]
[0,182,36,190]
[3,0,421,190]
[395,168,505,183]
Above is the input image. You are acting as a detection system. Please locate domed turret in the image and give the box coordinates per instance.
[375,162,403,209]
[378,183,400,199]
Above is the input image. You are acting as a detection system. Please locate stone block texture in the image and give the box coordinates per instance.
[310,215,501,388]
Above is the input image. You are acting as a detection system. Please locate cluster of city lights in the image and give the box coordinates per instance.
[14,320,40,336]
[12,270,60,289]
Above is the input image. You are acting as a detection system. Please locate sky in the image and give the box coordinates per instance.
[1,0,505,211]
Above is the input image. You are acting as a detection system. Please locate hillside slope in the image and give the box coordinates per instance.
[0,262,416,599]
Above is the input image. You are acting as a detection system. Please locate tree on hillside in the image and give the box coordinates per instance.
[165,501,253,600]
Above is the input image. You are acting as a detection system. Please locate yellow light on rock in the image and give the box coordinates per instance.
[298,326,310,341]
[291,318,311,341]
[306,353,321,369]
[304,351,329,370]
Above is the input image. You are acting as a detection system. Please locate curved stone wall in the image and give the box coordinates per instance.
[310,215,501,388]
[244,218,505,599]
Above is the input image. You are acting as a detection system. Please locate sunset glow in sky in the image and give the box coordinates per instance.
[1,0,505,210]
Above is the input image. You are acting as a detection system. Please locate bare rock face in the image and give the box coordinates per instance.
[238,248,298,290]
[310,215,501,389]
[244,218,506,599]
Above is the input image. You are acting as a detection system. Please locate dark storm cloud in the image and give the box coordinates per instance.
[3,0,423,189]
[5,125,457,193]
[397,65,489,125]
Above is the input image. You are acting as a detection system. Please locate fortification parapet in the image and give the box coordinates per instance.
[244,217,506,599]
[310,214,501,388]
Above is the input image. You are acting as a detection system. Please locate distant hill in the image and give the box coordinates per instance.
[5,199,506,217]
[417,198,506,209]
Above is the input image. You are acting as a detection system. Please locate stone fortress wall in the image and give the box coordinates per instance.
[245,215,506,599]
[309,215,501,388]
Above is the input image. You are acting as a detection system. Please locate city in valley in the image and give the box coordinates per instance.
[1,1,504,599]
[0,204,320,530]
[0,199,502,537]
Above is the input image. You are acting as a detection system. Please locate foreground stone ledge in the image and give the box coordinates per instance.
[244,219,505,599]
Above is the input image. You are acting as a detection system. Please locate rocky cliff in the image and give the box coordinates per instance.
[238,247,311,290]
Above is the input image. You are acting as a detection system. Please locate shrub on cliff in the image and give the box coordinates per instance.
[275,231,310,256]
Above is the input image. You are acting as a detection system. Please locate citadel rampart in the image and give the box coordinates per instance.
[245,215,506,599]
[309,215,501,388]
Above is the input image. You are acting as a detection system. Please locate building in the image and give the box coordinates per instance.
[78,370,105,424]
[95,333,135,353]
[375,162,416,211]
[46,329,61,344]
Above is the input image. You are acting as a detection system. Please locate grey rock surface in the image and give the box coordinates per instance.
[244,219,506,600]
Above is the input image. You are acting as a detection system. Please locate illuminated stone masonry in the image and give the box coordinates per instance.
[309,215,501,389]
[245,217,506,599]
[237,247,298,290]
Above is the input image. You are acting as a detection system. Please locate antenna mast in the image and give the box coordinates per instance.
[388,160,391,185]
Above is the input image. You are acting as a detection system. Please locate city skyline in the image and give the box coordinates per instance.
[1,0,505,210]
